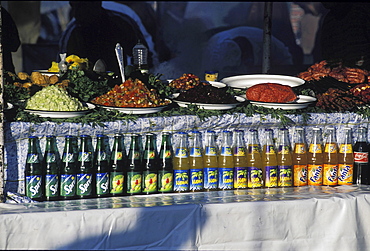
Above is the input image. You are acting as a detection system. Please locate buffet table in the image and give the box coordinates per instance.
[3,112,370,250]
[2,186,370,250]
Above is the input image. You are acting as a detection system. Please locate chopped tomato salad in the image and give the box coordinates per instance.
[91,78,170,108]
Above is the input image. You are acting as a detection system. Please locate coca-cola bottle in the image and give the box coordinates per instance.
[353,127,370,185]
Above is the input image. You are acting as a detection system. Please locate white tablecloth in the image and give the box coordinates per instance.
[2,186,370,250]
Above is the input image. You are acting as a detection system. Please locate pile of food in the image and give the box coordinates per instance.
[296,60,370,111]
[25,85,87,111]
[12,71,69,90]
[246,83,297,103]
[169,73,201,91]
[91,78,171,107]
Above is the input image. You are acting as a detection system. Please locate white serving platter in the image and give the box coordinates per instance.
[221,74,305,89]
[24,103,95,118]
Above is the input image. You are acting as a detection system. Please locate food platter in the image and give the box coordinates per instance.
[24,103,95,118]
[98,99,172,114]
[221,74,305,89]
[170,93,245,110]
[242,95,316,110]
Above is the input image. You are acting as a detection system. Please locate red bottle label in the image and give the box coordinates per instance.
[354,152,369,163]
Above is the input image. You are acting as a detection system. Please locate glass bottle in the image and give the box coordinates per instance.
[307,128,324,186]
[142,133,158,194]
[218,130,234,190]
[338,127,354,185]
[126,134,143,195]
[60,135,77,200]
[25,136,44,201]
[188,131,204,192]
[158,132,174,193]
[132,40,148,73]
[233,130,248,190]
[109,134,126,196]
[292,128,308,187]
[173,132,190,192]
[76,135,95,199]
[43,135,60,201]
[276,128,293,187]
[353,127,370,185]
[203,130,219,191]
[262,129,278,188]
[94,134,110,197]
[246,129,263,188]
[322,127,339,186]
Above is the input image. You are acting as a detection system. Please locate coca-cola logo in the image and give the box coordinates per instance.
[354,152,369,163]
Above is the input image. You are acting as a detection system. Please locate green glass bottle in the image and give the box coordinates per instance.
[60,135,77,200]
[142,133,158,194]
[158,132,174,193]
[109,134,126,196]
[25,136,44,201]
[94,134,110,197]
[76,135,95,199]
[43,135,60,201]
[126,134,143,195]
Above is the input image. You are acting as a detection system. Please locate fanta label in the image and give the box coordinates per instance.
[354,152,369,163]
[293,164,307,186]
[308,164,323,185]
[338,164,353,185]
[247,166,262,188]
[323,164,338,186]
[278,165,292,187]
[309,144,323,153]
[265,165,278,188]
[339,144,353,154]
[204,167,218,189]
[248,145,260,154]
[234,167,247,189]
[174,169,189,191]
[189,168,203,191]
[294,144,306,154]
[325,143,338,153]
[218,167,234,189]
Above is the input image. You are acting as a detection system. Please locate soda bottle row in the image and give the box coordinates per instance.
[24,127,370,201]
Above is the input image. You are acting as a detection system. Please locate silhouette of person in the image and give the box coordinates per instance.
[59,1,151,75]
[201,26,293,79]
[2,7,21,73]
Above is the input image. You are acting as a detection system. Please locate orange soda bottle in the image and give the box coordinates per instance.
[322,127,339,186]
[338,127,354,185]
[307,128,324,186]
[292,128,308,186]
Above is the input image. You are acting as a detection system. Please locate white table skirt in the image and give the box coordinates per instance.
[2,186,370,250]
